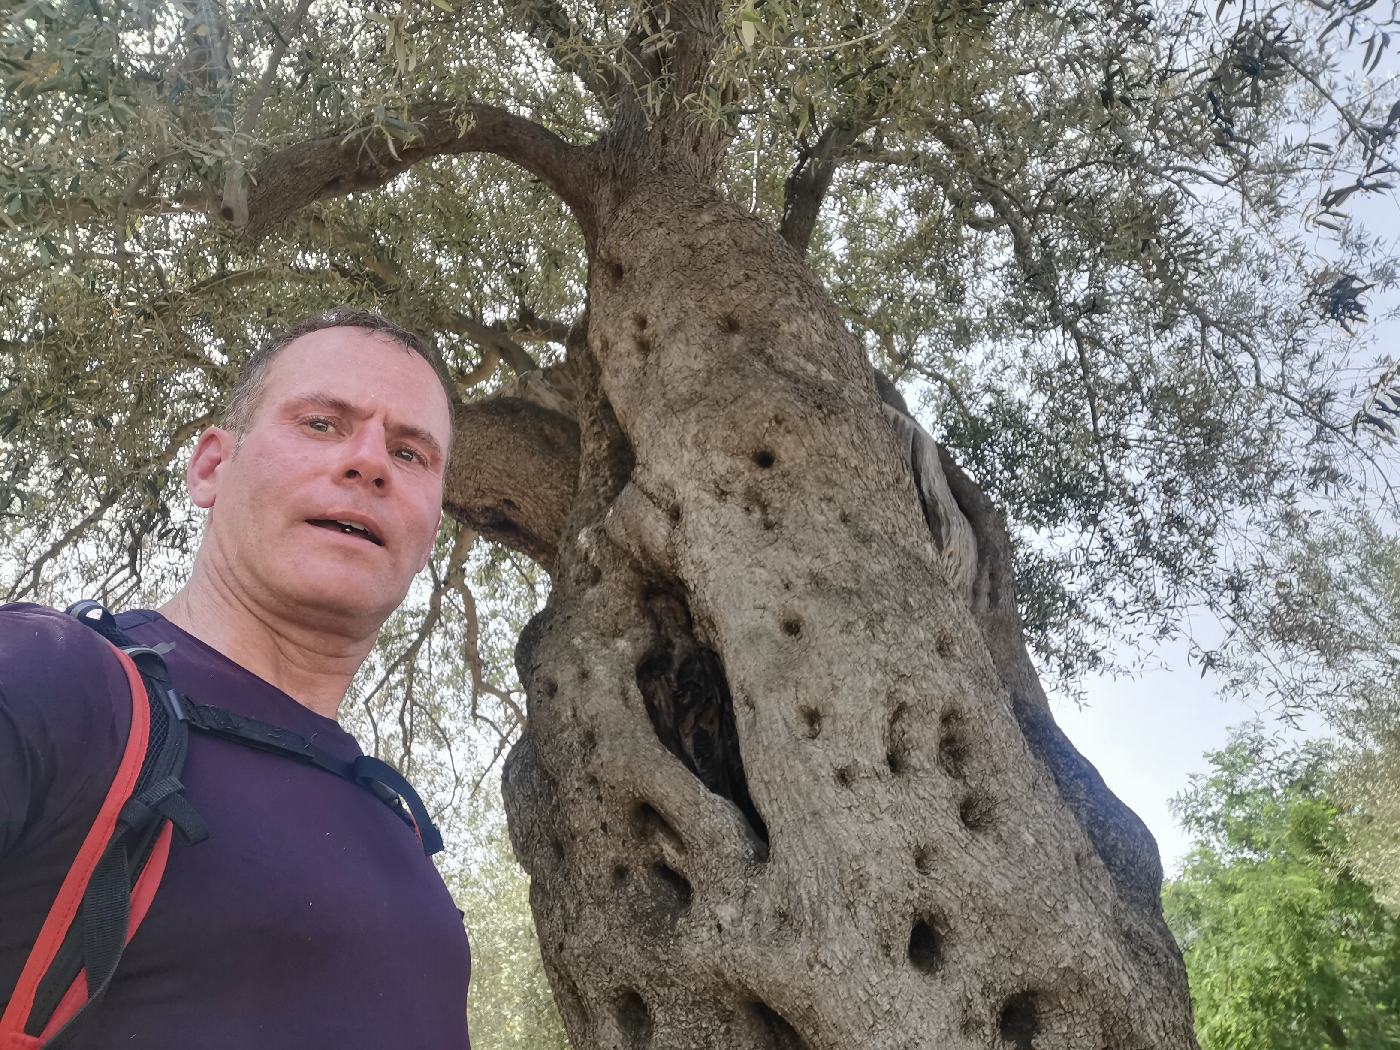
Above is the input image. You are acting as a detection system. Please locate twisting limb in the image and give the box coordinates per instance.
[445,531,529,733]
[242,0,315,134]
[243,103,594,239]
[458,345,502,388]
[438,312,540,376]
[222,0,316,226]
[510,311,572,345]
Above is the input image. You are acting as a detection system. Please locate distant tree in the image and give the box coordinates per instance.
[1196,508,1400,913]
[1164,727,1400,1049]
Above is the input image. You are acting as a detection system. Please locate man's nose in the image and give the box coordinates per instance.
[339,426,391,489]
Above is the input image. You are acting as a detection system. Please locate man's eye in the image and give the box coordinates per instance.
[394,447,424,464]
[306,418,334,433]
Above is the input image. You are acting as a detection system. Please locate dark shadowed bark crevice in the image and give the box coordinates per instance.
[635,585,770,856]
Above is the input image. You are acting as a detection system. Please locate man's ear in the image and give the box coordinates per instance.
[418,510,443,573]
[187,427,237,510]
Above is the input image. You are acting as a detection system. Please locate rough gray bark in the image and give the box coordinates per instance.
[498,170,1198,1049]
[444,397,580,564]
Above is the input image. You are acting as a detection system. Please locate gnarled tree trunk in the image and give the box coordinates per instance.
[498,166,1197,1048]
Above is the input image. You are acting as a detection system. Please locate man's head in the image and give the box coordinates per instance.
[185,311,457,634]
[222,308,458,437]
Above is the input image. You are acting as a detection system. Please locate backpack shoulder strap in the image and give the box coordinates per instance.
[183,703,444,856]
[0,602,205,1050]
[72,602,441,855]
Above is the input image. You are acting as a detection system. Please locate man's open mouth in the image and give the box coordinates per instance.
[308,519,384,546]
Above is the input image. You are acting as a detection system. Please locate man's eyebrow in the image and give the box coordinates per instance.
[285,392,445,463]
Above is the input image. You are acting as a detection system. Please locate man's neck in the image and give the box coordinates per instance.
[159,577,373,720]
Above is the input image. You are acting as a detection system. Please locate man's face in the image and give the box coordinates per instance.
[188,327,453,630]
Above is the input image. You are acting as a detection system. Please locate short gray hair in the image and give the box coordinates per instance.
[222,308,458,435]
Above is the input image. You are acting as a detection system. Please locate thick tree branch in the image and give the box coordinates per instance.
[779,119,871,254]
[244,104,592,239]
[510,310,572,345]
[222,0,316,225]
[443,397,580,567]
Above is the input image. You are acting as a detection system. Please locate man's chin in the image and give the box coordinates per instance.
[274,576,405,632]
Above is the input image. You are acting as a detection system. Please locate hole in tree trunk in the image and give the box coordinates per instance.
[959,789,997,831]
[998,992,1040,1049]
[746,1001,808,1050]
[908,917,944,973]
[799,706,822,738]
[631,801,685,851]
[752,448,776,468]
[615,989,652,1047]
[650,862,693,912]
[938,709,970,779]
[636,588,770,856]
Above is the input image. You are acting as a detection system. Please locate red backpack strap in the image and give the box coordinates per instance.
[0,647,150,1043]
[34,822,175,1044]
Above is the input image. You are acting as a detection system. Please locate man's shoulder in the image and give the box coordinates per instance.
[0,604,135,857]
[0,602,126,671]
[0,599,133,733]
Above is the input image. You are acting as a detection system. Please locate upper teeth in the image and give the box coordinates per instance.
[336,520,369,536]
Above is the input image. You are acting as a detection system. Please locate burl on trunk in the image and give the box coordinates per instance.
[499,173,1197,1049]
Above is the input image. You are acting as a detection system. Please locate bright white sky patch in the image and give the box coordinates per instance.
[1050,635,1331,874]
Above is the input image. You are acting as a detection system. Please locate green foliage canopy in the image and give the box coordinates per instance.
[1,0,1397,704]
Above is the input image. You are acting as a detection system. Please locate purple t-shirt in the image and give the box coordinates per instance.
[0,605,471,1048]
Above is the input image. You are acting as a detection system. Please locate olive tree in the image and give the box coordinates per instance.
[3,0,1398,1044]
